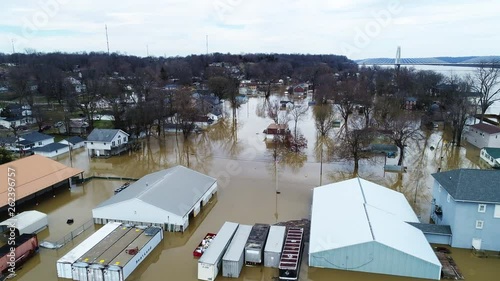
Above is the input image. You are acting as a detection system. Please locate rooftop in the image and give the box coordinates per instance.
[407,223,452,236]
[483,147,500,159]
[87,129,128,142]
[0,155,83,208]
[65,136,86,145]
[20,131,54,142]
[432,169,500,203]
[33,143,68,153]
[470,123,500,134]
[94,165,217,217]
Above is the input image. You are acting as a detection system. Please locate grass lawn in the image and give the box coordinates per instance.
[93,120,114,129]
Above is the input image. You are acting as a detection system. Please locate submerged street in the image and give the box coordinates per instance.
[8,96,496,281]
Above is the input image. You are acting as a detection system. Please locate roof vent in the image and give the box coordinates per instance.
[449,177,452,180]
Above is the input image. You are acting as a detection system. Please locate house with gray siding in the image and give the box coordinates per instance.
[464,123,500,149]
[431,169,500,251]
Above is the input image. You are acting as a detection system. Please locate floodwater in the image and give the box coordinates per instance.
[8,95,499,281]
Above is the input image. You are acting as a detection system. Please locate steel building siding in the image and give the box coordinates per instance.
[198,222,240,281]
[264,226,286,268]
[222,225,252,278]
[309,242,441,280]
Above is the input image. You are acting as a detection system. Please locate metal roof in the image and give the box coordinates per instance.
[432,169,500,203]
[470,123,500,134]
[33,142,68,152]
[0,210,47,231]
[483,147,500,159]
[223,224,252,261]
[199,222,239,264]
[65,136,85,145]
[20,131,53,142]
[87,129,129,142]
[264,225,286,253]
[310,178,439,266]
[94,165,217,217]
[407,223,452,236]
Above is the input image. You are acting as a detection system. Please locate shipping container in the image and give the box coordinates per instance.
[0,210,48,235]
[222,225,252,278]
[0,234,39,278]
[56,222,122,279]
[104,227,163,281]
[198,222,239,281]
[264,225,286,268]
[245,224,270,266]
[278,227,304,280]
[72,225,134,281]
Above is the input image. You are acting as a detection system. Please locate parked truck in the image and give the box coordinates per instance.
[244,224,270,266]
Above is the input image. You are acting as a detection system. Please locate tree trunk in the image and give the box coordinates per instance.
[397,145,404,166]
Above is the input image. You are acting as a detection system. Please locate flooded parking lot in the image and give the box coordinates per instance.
[7,96,499,281]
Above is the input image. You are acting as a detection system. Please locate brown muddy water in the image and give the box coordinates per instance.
[7,96,499,281]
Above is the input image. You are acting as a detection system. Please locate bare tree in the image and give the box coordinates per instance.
[336,120,374,176]
[288,103,308,143]
[386,112,423,166]
[443,75,473,146]
[173,89,198,139]
[470,62,500,123]
[313,104,337,137]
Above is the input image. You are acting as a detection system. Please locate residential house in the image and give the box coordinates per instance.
[33,143,69,158]
[431,169,500,251]
[59,136,86,149]
[18,131,54,150]
[292,84,307,97]
[263,123,290,140]
[58,118,90,135]
[0,116,32,128]
[0,137,17,151]
[192,91,223,117]
[85,129,129,157]
[480,147,500,169]
[464,123,500,149]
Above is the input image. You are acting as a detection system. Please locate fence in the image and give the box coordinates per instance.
[40,219,94,250]
[75,176,139,184]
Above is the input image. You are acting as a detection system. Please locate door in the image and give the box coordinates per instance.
[472,238,482,250]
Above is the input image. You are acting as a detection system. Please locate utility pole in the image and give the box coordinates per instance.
[146,45,149,57]
[105,25,110,55]
[11,39,15,54]
[206,35,209,55]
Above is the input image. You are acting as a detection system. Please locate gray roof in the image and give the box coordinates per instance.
[483,147,500,159]
[223,225,252,262]
[407,223,452,236]
[87,129,128,142]
[264,225,286,253]
[199,222,239,265]
[95,165,217,217]
[432,169,500,203]
[33,143,68,152]
[65,136,85,145]
[20,131,53,142]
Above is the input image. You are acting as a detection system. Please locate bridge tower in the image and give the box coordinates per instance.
[395,46,401,71]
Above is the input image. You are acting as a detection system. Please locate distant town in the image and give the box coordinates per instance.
[0,51,499,281]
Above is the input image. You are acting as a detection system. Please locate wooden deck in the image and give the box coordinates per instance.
[436,252,464,280]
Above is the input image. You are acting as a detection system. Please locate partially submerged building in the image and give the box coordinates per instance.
[92,165,217,232]
[309,178,442,280]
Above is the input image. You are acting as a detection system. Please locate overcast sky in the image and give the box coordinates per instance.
[0,0,498,60]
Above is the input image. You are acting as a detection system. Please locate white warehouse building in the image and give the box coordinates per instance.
[92,165,217,232]
[309,178,442,280]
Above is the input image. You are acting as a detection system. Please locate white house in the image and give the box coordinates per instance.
[0,116,33,128]
[60,136,86,149]
[480,147,500,169]
[33,143,69,158]
[92,165,218,232]
[85,129,129,157]
[465,123,500,148]
[16,131,54,152]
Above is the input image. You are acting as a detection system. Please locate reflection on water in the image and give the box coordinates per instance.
[13,96,495,281]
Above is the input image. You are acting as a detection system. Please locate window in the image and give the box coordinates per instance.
[478,204,486,213]
[495,205,500,218]
[112,141,115,146]
[91,142,93,145]
[475,220,484,229]
[38,142,42,145]
[124,137,127,142]
[447,194,451,202]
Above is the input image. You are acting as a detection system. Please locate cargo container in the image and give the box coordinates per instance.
[0,210,48,235]
[198,222,239,281]
[104,227,163,281]
[0,234,39,279]
[245,224,270,266]
[264,225,286,268]
[278,227,304,280]
[222,225,252,278]
[56,222,122,279]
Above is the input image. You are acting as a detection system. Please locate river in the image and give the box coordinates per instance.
[7,66,500,281]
